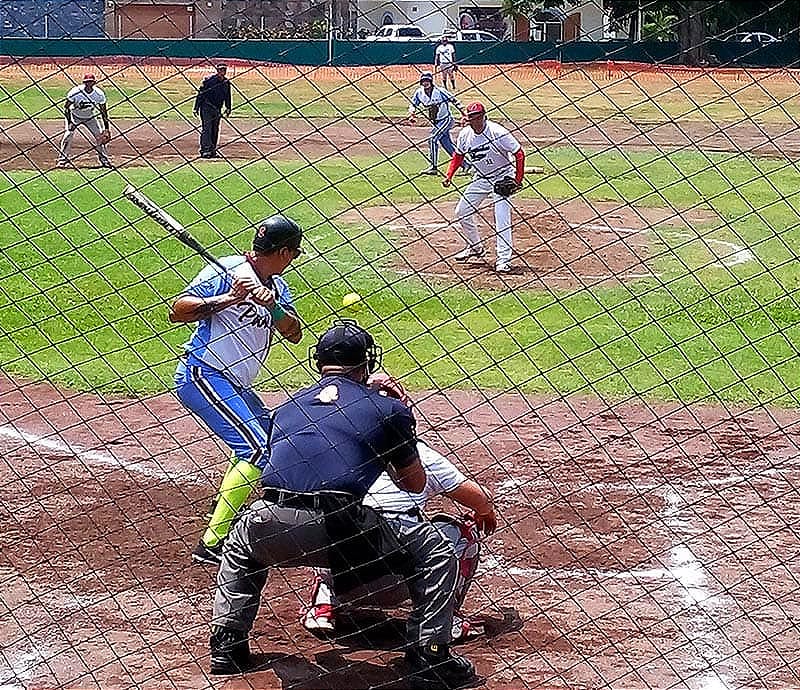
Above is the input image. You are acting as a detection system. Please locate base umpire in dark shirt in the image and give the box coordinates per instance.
[209,320,478,690]
[193,63,232,159]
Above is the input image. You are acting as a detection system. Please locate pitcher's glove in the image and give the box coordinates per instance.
[494,176,520,197]
[427,104,439,123]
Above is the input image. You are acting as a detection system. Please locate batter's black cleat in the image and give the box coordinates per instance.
[406,642,478,689]
[210,626,250,675]
[192,540,223,566]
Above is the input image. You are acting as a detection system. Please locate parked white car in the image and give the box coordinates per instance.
[432,30,501,42]
[366,24,428,41]
[726,32,780,45]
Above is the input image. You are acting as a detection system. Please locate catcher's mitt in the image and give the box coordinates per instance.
[493,176,520,197]
[96,130,111,145]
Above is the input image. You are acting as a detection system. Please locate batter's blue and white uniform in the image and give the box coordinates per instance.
[408,86,464,170]
[174,255,295,468]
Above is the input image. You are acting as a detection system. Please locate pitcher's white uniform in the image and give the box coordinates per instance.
[454,120,521,268]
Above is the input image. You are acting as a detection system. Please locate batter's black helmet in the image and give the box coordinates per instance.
[312,319,382,374]
[253,215,303,254]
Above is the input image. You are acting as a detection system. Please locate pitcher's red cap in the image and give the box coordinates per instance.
[466,101,486,116]
[83,73,96,82]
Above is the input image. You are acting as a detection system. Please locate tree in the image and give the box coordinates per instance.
[605,0,800,64]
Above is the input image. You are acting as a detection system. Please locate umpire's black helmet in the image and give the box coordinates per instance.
[253,215,303,254]
[312,319,382,374]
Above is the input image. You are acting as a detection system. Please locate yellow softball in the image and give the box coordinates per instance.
[342,292,362,308]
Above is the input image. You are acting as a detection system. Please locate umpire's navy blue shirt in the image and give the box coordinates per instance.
[262,376,418,497]
[194,74,232,111]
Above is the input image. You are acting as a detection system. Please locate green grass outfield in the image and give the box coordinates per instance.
[2,147,800,405]
[3,71,800,125]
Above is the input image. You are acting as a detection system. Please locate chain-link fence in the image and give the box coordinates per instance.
[2,0,799,688]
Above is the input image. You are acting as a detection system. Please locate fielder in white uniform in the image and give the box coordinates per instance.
[57,73,111,168]
[302,373,497,642]
[443,101,526,273]
[435,36,457,90]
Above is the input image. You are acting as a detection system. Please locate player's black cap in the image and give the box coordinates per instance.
[253,215,303,253]
[312,319,382,373]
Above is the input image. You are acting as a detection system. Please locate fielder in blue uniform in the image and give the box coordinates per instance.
[170,215,304,565]
[408,71,467,176]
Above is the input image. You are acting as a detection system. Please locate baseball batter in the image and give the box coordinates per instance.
[443,101,525,274]
[408,72,466,176]
[57,73,111,168]
[170,215,303,565]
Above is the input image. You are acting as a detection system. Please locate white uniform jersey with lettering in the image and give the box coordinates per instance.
[180,255,295,389]
[364,442,467,519]
[455,120,521,181]
[435,43,456,65]
[409,85,461,123]
[66,85,107,120]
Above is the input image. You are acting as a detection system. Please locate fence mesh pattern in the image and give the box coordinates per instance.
[2,1,800,689]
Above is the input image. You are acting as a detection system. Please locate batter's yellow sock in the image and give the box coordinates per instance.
[202,460,261,547]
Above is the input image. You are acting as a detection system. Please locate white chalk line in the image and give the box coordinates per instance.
[0,424,204,485]
[573,222,755,268]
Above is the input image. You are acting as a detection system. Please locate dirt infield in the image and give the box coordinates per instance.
[341,200,725,289]
[2,375,799,689]
[3,115,800,171]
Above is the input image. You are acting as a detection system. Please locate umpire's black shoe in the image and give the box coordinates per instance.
[192,540,223,566]
[406,642,478,689]
[210,626,250,675]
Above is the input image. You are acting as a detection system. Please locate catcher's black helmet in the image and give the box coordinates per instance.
[312,319,382,374]
[253,215,303,253]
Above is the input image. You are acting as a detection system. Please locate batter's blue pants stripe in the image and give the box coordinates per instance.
[177,365,270,468]
[429,118,455,168]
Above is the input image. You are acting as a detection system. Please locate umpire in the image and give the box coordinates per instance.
[210,320,478,690]
[193,63,232,159]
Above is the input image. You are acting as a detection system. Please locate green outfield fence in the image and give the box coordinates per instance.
[2,36,799,67]
[2,0,800,689]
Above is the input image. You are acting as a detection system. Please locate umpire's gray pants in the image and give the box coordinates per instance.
[58,117,109,164]
[212,498,459,646]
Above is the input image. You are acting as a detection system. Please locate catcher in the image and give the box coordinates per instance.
[408,72,468,176]
[443,101,525,274]
[302,372,496,642]
[57,73,112,169]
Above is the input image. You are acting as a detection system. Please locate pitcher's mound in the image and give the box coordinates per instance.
[344,199,719,289]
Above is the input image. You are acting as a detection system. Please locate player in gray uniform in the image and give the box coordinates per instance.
[408,72,467,176]
[57,73,111,168]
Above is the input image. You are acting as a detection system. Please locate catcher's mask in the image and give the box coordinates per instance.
[311,319,382,375]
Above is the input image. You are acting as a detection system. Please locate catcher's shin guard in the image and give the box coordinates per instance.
[430,515,480,611]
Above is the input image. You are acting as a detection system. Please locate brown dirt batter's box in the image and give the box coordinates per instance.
[1,374,799,688]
